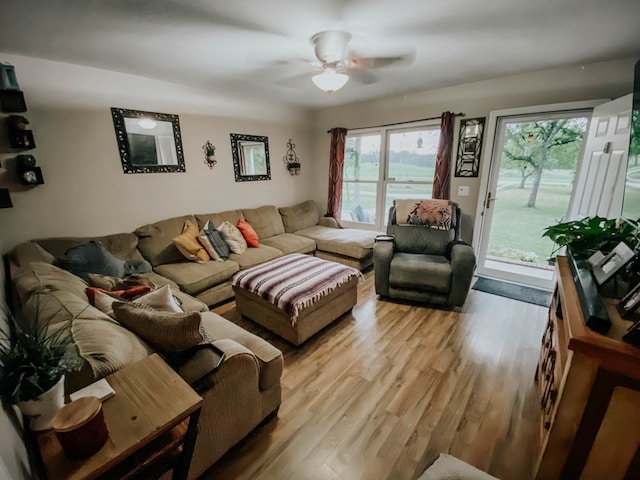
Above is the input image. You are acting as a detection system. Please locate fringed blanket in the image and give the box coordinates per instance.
[394,199,453,230]
[230,254,363,325]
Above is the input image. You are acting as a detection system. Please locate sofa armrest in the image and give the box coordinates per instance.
[373,240,395,296]
[175,338,259,388]
[318,217,340,228]
[448,243,476,307]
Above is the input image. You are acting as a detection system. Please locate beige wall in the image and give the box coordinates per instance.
[311,58,637,226]
[0,54,317,254]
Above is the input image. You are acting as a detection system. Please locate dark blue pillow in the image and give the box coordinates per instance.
[204,223,230,260]
[58,241,151,280]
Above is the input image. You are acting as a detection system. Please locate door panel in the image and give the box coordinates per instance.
[568,94,632,219]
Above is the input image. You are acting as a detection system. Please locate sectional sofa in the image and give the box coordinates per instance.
[5,200,380,478]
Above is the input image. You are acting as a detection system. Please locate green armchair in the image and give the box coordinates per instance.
[374,203,476,307]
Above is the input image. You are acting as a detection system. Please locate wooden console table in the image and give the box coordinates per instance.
[34,354,203,480]
[534,256,640,480]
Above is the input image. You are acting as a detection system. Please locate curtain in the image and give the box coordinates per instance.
[432,111,454,200]
[326,127,348,227]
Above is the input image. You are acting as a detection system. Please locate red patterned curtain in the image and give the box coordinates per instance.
[326,127,348,227]
[432,111,454,200]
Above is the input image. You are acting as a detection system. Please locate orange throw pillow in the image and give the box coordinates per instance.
[236,219,259,248]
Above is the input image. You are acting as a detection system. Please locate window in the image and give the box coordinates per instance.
[342,121,440,228]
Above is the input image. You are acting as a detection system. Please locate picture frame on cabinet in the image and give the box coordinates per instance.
[617,282,640,319]
[591,242,636,286]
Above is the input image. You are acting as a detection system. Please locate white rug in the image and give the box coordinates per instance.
[418,453,500,480]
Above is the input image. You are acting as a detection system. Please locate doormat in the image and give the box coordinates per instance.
[472,277,552,307]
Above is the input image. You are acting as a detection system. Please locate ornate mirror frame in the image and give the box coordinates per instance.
[230,133,271,182]
[111,107,186,174]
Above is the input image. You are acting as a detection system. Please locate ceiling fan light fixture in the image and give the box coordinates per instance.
[311,69,349,93]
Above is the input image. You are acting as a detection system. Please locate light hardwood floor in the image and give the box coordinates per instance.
[205,272,547,480]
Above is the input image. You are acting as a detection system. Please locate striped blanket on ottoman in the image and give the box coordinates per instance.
[230,254,362,325]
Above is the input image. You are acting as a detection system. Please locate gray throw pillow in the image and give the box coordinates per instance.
[58,241,151,280]
[203,223,231,260]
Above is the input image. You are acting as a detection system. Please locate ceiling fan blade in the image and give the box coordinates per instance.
[350,51,415,70]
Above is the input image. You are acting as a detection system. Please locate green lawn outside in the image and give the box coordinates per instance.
[487,173,573,264]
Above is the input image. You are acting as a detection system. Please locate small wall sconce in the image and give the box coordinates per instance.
[282,138,300,175]
[202,140,216,169]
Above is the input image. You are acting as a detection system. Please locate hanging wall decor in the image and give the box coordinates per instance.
[455,117,485,177]
[282,138,301,175]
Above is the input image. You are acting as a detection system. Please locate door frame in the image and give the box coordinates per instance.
[472,100,607,287]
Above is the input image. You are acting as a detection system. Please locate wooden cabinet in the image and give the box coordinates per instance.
[535,256,640,480]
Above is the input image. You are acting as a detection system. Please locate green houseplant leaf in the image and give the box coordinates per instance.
[0,292,81,404]
[542,216,640,261]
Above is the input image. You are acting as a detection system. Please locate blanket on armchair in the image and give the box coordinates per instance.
[230,254,362,324]
[394,199,453,230]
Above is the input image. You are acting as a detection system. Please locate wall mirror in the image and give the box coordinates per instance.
[111,107,185,174]
[230,133,271,182]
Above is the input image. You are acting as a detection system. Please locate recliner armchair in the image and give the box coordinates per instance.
[374,202,476,307]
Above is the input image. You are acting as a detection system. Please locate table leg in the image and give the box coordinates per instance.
[172,409,201,480]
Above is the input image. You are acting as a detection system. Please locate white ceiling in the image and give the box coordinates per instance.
[1,0,640,109]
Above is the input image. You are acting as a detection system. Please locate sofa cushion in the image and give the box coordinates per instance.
[57,240,152,280]
[135,214,198,267]
[278,200,319,233]
[15,261,89,303]
[236,219,260,248]
[23,288,154,387]
[295,225,378,259]
[200,312,283,391]
[229,244,283,269]
[173,221,210,263]
[112,302,204,353]
[154,260,240,296]
[261,233,316,255]
[36,233,145,263]
[218,221,247,254]
[195,209,244,231]
[7,241,56,269]
[389,253,451,293]
[242,205,285,239]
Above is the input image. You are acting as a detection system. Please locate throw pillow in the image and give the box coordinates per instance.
[173,221,210,263]
[236,219,259,248]
[198,221,230,261]
[86,285,152,304]
[57,241,152,280]
[91,284,183,318]
[112,302,204,353]
[217,221,247,255]
[87,273,155,291]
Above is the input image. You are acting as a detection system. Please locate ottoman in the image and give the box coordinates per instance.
[230,254,362,345]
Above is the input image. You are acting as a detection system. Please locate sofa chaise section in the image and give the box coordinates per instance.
[279,200,382,270]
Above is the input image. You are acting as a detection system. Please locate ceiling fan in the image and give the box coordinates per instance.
[308,30,413,93]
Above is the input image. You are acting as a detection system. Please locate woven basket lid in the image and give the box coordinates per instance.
[51,396,102,433]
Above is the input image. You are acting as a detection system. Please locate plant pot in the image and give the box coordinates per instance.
[16,375,65,431]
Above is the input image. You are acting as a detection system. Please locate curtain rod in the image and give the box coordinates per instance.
[326,112,466,133]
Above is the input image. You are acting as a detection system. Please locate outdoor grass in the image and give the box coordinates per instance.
[487,181,572,264]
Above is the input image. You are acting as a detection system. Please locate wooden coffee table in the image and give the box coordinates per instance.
[34,354,203,480]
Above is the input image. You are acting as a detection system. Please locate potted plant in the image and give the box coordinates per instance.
[202,140,216,169]
[542,216,640,261]
[0,302,80,431]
